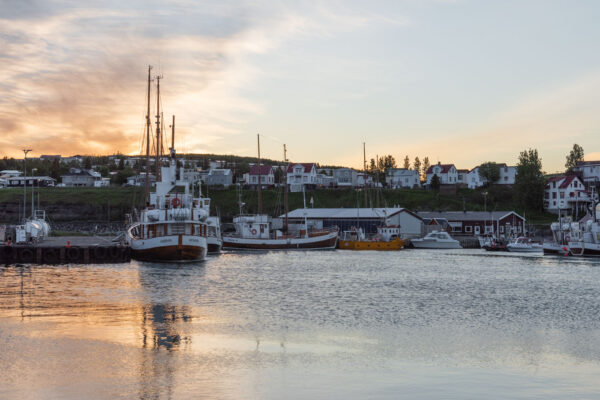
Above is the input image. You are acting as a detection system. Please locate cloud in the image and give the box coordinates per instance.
[0,0,405,159]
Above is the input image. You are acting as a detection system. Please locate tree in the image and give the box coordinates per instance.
[422,157,430,181]
[83,157,92,170]
[413,157,421,180]
[430,174,440,191]
[478,162,500,186]
[403,155,410,169]
[50,158,61,180]
[565,143,584,172]
[118,157,125,170]
[514,148,545,211]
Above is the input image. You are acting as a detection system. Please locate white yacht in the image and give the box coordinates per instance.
[411,230,462,249]
[507,237,543,252]
[542,215,573,255]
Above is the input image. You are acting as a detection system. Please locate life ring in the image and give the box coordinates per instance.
[18,247,34,263]
[251,228,257,235]
[171,198,181,208]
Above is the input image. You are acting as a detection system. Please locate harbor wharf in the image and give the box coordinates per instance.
[0,236,130,265]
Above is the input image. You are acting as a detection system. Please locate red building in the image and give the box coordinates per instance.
[417,211,526,236]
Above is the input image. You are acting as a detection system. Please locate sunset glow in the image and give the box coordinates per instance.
[2,1,600,171]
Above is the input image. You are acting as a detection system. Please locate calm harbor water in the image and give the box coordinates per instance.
[1,249,600,399]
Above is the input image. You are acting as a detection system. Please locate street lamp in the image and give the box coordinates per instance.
[483,191,488,213]
[22,149,32,222]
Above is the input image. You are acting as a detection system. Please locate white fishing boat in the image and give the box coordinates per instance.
[126,67,209,262]
[222,136,338,251]
[507,237,543,252]
[411,230,462,249]
[542,213,573,255]
[567,205,600,257]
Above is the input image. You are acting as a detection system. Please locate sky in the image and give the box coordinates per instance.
[1,0,600,172]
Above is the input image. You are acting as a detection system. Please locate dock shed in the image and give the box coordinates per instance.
[417,211,526,236]
[282,207,424,237]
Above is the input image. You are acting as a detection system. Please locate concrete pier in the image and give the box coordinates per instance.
[1,236,131,265]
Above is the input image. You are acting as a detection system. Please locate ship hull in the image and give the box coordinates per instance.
[222,231,338,250]
[130,234,207,262]
[339,238,406,251]
[568,241,600,257]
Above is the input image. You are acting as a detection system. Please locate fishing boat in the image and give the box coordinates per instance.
[411,230,462,249]
[222,137,338,251]
[542,213,573,255]
[567,210,600,257]
[126,67,209,262]
[339,226,406,250]
[506,237,543,252]
[482,237,509,251]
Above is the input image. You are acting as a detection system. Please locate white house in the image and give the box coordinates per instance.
[426,163,458,185]
[0,170,22,178]
[333,168,358,187]
[287,163,317,192]
[386,168,420,188]
[456,169,469,186]
[316,173,335,188]
[468,164,517,189]
[544,175,590,214]
[357,172,373,187]
[247,165,276,188]
[573,160,600,185]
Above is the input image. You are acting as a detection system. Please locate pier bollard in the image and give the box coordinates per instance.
[66,241,71,248]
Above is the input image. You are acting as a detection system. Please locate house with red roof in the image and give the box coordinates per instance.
[425,162,458,185]
[544,174,590,214]
[287,163,317,192]
[246,164,276,189]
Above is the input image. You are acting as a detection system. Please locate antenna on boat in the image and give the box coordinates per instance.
[283,144,289,231]
[257,134,262,215]
[363,142,368,207]
[155,74,163,182]
[144,65,152,206]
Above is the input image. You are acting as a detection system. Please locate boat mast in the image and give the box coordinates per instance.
[155,75,162,182]
[363,142,368,207]
[257,134,262,215]
[144,65,152,205]
[283,144,288,230]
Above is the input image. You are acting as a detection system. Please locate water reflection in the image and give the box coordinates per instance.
[1,252,600,399]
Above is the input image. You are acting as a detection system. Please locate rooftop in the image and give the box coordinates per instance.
[417,211,524,221]
[283,207,416,220]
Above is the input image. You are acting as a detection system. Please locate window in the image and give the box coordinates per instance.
[465,226,472,233]
[504,176,508,181]
[552,192,557,199]
[500,226,504,233]
[518,226,522,233]
[560,192,565,199]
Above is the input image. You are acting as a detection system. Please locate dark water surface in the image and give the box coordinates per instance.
[1,249,600,399]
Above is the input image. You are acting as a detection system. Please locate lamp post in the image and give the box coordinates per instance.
[22,149,32,222]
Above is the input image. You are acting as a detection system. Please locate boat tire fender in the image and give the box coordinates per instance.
[66,247,80,262]
[108,246,120,260]
[251,229,257,235]
[43,248,58,264]
[18,247,34,263]
[93,246,107,261]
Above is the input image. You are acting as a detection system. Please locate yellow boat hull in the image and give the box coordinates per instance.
[338,237,406,251]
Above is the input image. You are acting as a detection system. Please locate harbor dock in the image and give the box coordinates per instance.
[1,236,130,264]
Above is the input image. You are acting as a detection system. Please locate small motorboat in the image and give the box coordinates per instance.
[507,237,543,252]
[411,230,462,249]
[483,237,509,251]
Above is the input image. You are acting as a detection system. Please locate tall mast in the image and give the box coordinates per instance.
[155,75,162,182]
[363,142,367,207]
[257,134,262,215]
[171,115,175,151]
[283,144,288,230]
[144,65,152,205]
